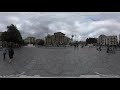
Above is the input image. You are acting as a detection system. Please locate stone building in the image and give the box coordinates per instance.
[98,35,106,46]
[54,32,65,45]
[36,39,41,44]
[45,32,70,46]
[24,37,36,44]
[98,35,118,46]
[105,36,118,46]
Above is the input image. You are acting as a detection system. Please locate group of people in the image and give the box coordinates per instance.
[97,46,116,54]
[106,46,115,53]
[74,43,79,48]
[97,46,102,51]
[2,46,14,63]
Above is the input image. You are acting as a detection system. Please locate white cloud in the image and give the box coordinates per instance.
[0,12,120,40]
[9,16,20,22]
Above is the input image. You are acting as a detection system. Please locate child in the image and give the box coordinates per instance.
[3,47,7,60]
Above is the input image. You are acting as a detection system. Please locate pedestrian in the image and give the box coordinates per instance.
[97,48,98,50]
[74,43,76,49]
[106,46,109,53]
[8,46,14,63]
[99,46,101,51]
[76,43,79,48]
[112,46,115,54]
[81,45,83,48]
[3,47,7,60]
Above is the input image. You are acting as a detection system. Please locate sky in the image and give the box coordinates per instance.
[0,12,120,41]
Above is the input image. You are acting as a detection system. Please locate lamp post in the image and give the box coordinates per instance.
[71,35,74,45]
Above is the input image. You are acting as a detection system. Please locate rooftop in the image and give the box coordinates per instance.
[54,32,65,35]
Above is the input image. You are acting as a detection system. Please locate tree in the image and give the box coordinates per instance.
[38,39,45,46]
[86,37,97,45]
[1,24,23,48]
[1,24,23,45]
[1,31,9,42]
[7,24,23,44]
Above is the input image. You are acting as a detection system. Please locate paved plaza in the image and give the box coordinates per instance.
[0,46,120,77]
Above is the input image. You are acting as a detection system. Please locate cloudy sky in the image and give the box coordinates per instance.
[0,12,120,41]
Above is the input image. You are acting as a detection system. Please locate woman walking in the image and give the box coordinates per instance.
[3,47,7,60]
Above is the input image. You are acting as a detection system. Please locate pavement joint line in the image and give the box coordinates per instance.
[95,72,120,77]
[0,72,26,78]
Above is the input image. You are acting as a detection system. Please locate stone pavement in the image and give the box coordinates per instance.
[0,46,120,77]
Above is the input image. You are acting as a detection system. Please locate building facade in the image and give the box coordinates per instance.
[98,35,118,46]
[24,37,36,44]
[54,32,65,45]
[45,32,71,46]
[105,36,118,46]
[36,39,41,44]
[98,35,106,45]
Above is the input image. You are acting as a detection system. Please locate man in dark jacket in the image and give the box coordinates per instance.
[8,46,14,63]
[106,46,110,53]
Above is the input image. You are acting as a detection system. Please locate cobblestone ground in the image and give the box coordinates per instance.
[0,46,120,77]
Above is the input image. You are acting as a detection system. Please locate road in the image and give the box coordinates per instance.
[0,46,120,77]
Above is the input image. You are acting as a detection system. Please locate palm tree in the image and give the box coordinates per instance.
[71,35,74,45]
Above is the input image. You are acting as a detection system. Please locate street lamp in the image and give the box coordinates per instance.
[71,35,74,41]
[71,35,74,45]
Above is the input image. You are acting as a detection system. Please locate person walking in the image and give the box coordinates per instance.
[99,46,101,51]
[106,46,110,53]
[3,47,7,60]
[74,43,76,49]
[8,46,14,63]
[76,43,79,48]
[112,46,115,54]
